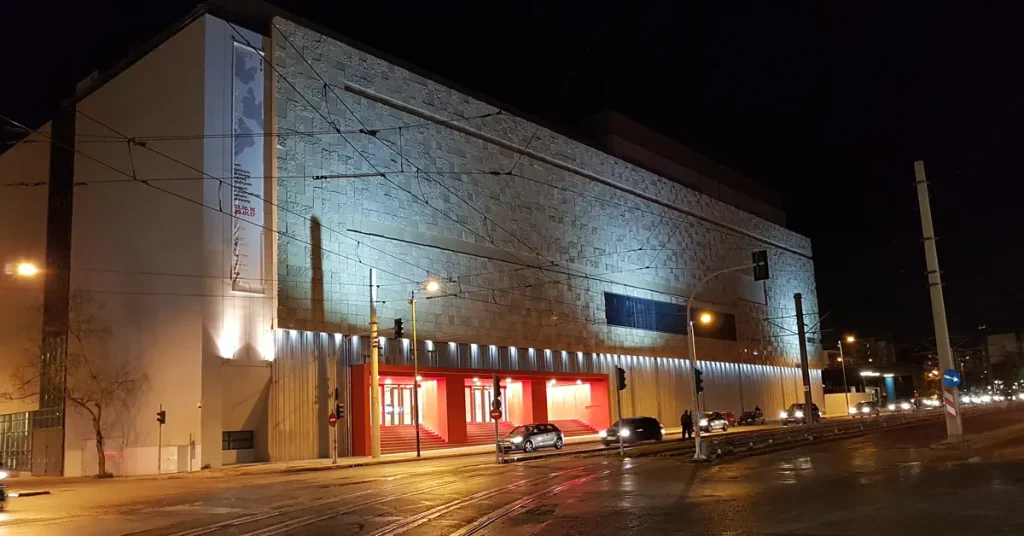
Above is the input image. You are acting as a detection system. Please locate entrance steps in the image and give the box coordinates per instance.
[465,421,517,445]
[380,425,447,454]
[550,419,599,437]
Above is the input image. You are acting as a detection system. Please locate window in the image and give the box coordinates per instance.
[603,292,737,341]
[222,430,254,450]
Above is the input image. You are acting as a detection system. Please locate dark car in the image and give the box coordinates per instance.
[738,409,766,425]
[781,403,821,425]
[600,417,665,446]
[699,412,729,433]
[853,401,881,417]
[887,399,916,412]
[500,423,564,453]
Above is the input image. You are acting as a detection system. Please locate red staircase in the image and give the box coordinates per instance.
[465,421,517,445]
[380,425,447,454]
[550,419,599,437]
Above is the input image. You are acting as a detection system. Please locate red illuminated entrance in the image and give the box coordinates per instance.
[350,365,611,456]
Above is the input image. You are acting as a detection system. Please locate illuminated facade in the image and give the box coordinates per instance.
[0,4,822,475]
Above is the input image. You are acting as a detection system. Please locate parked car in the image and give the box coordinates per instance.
[781,403,821,425]
[850,400,881,417]
[600,417,665,446]
[500,423,564,453]
[887,399,915,412]
[722,411,737,427]
[738,409,766,426]
[699,412,729,433]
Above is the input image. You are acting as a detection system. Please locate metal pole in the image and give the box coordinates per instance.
[492,372,501,464]
[369,269,382,458]
[616,383,624,456]
[411,292,421,458]
[332,385,338,465]
[914,161,963,441]
[157,404,162,476]
[795,294,814,425]
[839,341,850,412]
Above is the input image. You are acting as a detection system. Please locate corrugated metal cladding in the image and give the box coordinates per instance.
[270,329,823,462]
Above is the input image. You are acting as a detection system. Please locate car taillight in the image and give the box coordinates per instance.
[659,424,664,429]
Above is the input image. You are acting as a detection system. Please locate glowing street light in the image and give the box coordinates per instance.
[699,312,713,324]
[845,335,855,343]
[15,262,39,277]
[424,280,440,292]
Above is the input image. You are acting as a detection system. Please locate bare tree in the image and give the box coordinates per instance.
[1,292,147,476]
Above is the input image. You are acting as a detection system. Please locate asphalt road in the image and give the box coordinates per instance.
[2,408,1020,535]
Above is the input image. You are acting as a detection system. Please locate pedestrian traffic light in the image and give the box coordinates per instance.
[336,403,344,419]
[393,318,404,339]
[752,250,770,281]
[156,410,166,425]
[694,368,704,394]
[616,367,627,391]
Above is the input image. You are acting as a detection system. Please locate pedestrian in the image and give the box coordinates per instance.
[681,410,694,440]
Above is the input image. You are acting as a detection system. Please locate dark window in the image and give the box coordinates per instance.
[222,430,254,450]
[603,292,736,341]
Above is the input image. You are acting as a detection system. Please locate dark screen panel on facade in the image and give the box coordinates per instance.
[603,292,736,341]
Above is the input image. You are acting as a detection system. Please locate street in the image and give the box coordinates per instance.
[1,407,1022,535]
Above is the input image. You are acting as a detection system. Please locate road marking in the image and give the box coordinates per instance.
[369,464,598,536]
[450,470,611,536]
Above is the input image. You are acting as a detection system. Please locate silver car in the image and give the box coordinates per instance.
[500,423,565,453]
[699,412,729,433]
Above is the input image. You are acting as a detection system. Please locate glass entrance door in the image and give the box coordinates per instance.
[465,386,507,423]
[382,385,414,426]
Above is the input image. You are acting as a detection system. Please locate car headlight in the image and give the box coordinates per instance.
[794,410,804,418]
[511,436,523,444]
[620,428,631,437]
[887,404,896,411]
[780,411,789,419]
[699,419,709,426]
[598,429,607,438]
[862,407,871,413]
[848,407,857,414]
[0,470,7,480]
[900,403,911,410]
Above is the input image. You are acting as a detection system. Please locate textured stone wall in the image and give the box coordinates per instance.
[270,18,821,368]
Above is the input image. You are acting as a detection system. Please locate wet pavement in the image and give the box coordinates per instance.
[1,408,1021,535]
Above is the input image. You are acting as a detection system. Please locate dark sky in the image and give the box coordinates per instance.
[3,1,1023,345]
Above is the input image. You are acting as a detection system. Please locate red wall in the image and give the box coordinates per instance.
[583,380,612,429]
[443,376,467,443]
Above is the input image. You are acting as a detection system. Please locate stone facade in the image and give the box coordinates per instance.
[270,18,820,369]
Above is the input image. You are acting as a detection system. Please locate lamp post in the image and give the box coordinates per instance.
[410,279,440,458]
[3,261,40,278]
[838,335,855,413]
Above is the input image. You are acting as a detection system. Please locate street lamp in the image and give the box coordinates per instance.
[839,335,855,412]
[16,262,39,277]
[409,279,440,457]
[699,312,713,324]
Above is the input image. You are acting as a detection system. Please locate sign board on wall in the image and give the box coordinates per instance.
[231,41,265,294]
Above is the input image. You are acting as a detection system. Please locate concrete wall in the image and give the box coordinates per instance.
[269,18,821,374]
[0,128,50,416]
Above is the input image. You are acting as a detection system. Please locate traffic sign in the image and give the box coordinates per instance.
[942,369,962,389]
[328,412,338,427]
[490,408,502,420]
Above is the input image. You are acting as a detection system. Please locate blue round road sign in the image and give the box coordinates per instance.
[942,369,962,389]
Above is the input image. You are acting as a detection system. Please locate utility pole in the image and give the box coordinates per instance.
[369,268,381,458]
[794,294,814,425]
[410,292,421,457]
[914,160,963,441]
[838,340,850,412]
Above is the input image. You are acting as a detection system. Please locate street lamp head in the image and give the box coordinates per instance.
[699,312,713,324]
[844,335,855,343]
[15,262,39,277]
[424,280,440,292]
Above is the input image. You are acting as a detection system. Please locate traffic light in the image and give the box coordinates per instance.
[393,318,404,339]
[336,403,344,419]
[156,410,166,425]
[752,250,770,281]
[694,368,704,394]
[616,367,627,391]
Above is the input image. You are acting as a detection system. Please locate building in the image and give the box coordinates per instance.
[0,1,822,476]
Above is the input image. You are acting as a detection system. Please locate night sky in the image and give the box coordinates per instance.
[3,1,1022,345]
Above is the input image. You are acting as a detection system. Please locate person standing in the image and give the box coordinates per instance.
[681,410,694,440]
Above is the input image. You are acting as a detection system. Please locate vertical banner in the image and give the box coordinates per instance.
[231,41,265,293]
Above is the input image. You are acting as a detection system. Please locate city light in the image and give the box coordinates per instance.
[424,280,440,292]
[699,312,713,324]
[15,262,39,277]
[845,335,855,343]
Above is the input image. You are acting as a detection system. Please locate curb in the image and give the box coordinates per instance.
[9,490,51,498]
